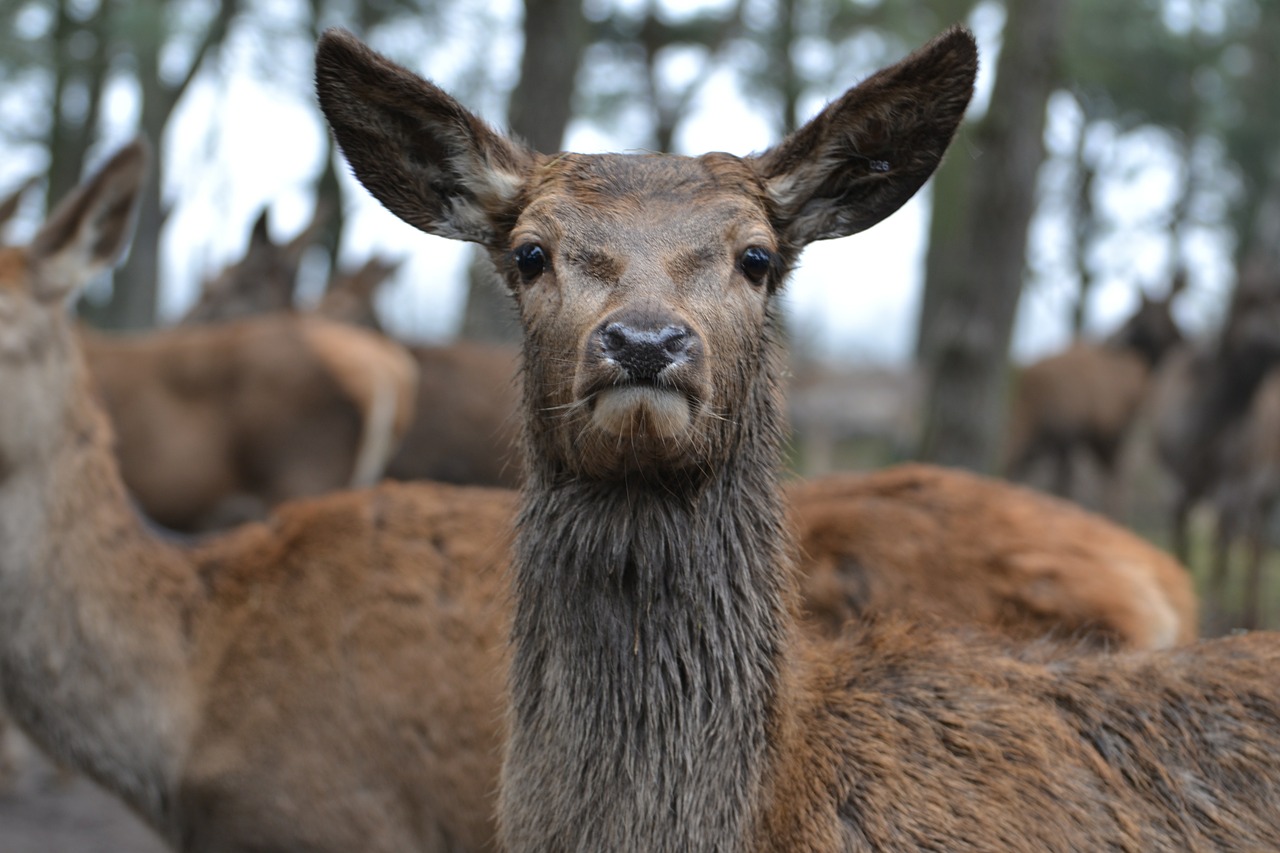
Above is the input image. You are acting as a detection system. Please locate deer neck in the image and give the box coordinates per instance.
[503,346,795,852]
[0,349,197,828]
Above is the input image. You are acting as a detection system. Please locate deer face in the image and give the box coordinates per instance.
[316,26,977,479]
[502,153,779,476]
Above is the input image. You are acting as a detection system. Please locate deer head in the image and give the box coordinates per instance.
[184,200,330,323]
[0,141,147,469]
[316,28,976,481]
[1109,282,1184,367]
[315,255,401,331]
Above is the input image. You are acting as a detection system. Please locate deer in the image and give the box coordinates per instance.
[1004,277,1185,515]
[791,463,1197,648]
[315,251,526,488]
[181,204,327,324]
[0,170,420,533]
[0,138,522,852]
[0,134,1202,851]
[81,310,418,531]
[319,25,1280,851]
[314,254,401,332]
[192,219,526,489]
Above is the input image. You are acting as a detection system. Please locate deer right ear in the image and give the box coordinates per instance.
[0,176,37,231]
[30,139,148,304]
[315,29,535,249]
[753,26,977,252]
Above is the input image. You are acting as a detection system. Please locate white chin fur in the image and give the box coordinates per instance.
[591,387,691,439]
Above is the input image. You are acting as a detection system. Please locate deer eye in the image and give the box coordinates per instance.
[513,243,547,282]
[739,246,772,285]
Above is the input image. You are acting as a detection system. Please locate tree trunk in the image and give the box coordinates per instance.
[914,0,1067,471]
[460,0,587,343]
[46,0,110,216]
[85,0,239,330]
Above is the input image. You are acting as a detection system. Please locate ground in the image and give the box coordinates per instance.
[0,729,165,853]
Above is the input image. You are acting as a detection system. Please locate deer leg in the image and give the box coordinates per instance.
[1241,499,1274,630]
[1171,491,1193,566]
[1091,435,1127,521]
[1051,443,1074,500]
[1209,506,1236,631]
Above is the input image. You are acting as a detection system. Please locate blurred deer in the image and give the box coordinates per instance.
[310,246,526,487]
[1153,258,1280,628]
[181,204,327,323]
[1005,276,1185,515]
[1207,368,1280,628]
[1154,259,1280,572]
[66,196,417,532]
[314,254,399,332]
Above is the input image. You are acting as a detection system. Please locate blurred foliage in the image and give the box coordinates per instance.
[0,0,1274,338]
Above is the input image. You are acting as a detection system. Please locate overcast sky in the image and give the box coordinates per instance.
[3,0,1234,364]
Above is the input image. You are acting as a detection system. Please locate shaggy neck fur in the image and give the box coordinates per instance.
[501,316,795,852]
[0,342,197,833]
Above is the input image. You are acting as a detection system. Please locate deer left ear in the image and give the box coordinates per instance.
[753,26,977,251]
[315,28,535,249]
[30,139,148,304]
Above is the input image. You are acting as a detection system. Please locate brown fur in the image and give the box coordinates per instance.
[81,313,418,532]
[306,249,525,488]
[792,464,1197,649]
[382,340,523,486]
[318,27,1280,852]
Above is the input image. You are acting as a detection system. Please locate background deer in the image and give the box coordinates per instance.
[82,312,418,531]
[792,463,1196,648]
[0,139,519,852]
[180,204,327,324]
[319,26,1280,851]
[1153,257,1280,585]
[1207,368,1280,628]
[0,174,418,533]
[315,254,401,332]
[1004,278,1184,514]
[186,215,526,489]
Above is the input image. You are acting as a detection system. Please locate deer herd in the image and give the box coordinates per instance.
[0,23,1277,853]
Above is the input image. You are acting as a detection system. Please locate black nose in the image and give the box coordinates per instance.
[599,322,694,382]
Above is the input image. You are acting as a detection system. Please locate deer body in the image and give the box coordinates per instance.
[82,313,417,532]
[383,340,522,487]
[318,26,1280,852]
[792,464,1197,648]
